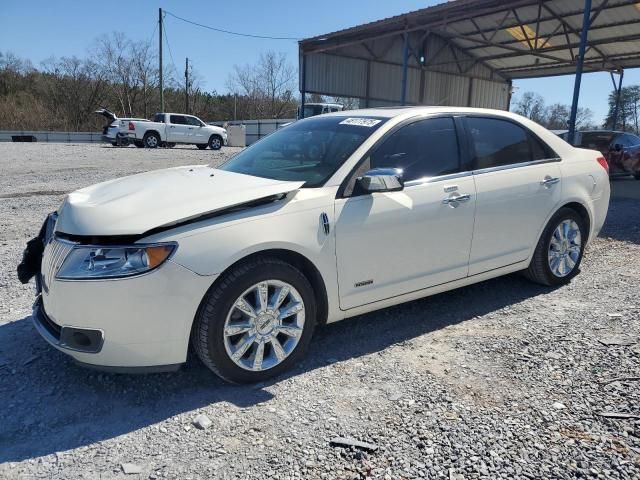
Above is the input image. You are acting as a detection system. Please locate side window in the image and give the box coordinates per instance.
[467,117,531,169]
[626,134,640,145]
[621,134,638,147]
[170,115,187,125]
[529,134,556,160]
[369,117,460,182]
[152,113,164,122]
[185,116,202,126]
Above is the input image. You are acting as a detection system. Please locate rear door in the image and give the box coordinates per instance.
[168,115,190,143]
[334,116,477,309]
[465,116,562,275]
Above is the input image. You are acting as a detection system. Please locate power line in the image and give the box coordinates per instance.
[164,10,300,41]
[147,21,158,46]
[162,20,181,83]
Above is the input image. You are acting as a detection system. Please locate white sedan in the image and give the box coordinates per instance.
[24,107,610,383]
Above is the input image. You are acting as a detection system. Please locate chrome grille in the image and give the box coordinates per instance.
[42,239,74,289]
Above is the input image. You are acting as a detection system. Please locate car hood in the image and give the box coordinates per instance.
[55,166,304,236]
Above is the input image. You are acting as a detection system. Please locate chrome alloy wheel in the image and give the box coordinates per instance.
[548,219,582,277]
[146,135,158,147]
[210,137,221,149]
[223,280,305,371]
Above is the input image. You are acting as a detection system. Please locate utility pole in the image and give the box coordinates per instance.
[159,8,164,112]
[185,57,189,114]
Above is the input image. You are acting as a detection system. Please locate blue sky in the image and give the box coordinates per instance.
[1,0,638,124]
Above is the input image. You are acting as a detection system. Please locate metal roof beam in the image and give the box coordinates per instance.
[448,30,640,66]
[300,0,538,54]
[499,52,640,76]
[540,3,614,68]
[456,0,638,40]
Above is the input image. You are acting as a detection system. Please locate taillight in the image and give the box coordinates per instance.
[128,121,135,131]
[596,156,609,173]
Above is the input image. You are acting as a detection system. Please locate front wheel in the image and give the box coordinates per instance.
[191,257,316,383]
[209,135,223,150]
[524,208,586,286]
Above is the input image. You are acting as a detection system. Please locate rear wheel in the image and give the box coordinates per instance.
[209,135,223,150]
[191,257,316,383]
[524,207,586,286]
[196,144,208,150]
[143,132,160,148]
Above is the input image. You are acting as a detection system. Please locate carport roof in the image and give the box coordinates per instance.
[300,0,640,79]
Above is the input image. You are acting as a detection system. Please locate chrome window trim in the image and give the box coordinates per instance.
[403,171,473,188]
[471,157,561,176]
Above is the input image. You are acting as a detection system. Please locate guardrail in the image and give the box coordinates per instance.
[0,130,103,143]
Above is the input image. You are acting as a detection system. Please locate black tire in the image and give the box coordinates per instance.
[523,207,587,286]
[143,131,160,148]
[196,144,208,150]
[134,140,144,148]
[208,134,223,150]
[191,257,317,383]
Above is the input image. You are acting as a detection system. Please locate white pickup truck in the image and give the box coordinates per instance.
[128,113,228,149]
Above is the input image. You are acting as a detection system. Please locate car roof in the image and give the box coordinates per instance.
[578,130,622,134]
[319,106,530,120]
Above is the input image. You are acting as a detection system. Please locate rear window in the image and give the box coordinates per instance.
[578,132,615,150]
[467,117,556,169]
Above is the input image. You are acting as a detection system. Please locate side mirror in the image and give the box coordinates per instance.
[356,168,404,194]
[613,143,622,152]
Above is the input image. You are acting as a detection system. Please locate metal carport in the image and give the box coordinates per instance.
[299,0,640,142]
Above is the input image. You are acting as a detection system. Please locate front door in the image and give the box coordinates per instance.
[186,116,207,144]
[334,116,476,310]
[464,116,563,275]
[168,115,191,143]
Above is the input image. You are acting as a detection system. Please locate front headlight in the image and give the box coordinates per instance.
[56,243,176,280]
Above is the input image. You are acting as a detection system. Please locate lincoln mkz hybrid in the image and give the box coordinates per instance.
[18,107,610,383]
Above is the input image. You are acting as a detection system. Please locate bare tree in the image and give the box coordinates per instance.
[513,91,547,124]
[227,51,297,119]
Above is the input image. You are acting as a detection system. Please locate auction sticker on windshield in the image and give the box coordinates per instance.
[339,118,382,127]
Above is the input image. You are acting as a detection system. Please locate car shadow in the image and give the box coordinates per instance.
[0,272,553,464]
[599,192,640,245]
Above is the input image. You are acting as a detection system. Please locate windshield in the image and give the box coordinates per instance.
[218,116,387,186]
[578,132,615,150]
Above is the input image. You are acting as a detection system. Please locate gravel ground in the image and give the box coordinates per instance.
[0,143,639,479]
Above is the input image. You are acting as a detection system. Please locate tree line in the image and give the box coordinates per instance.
[511,92,596,131]
[0,33,299,132]
[513,87,640,134]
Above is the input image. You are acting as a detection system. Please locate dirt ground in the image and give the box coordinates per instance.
[0,143,638,479]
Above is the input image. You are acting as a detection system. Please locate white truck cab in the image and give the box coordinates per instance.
[298,103,344,119]
[129,113,228,150]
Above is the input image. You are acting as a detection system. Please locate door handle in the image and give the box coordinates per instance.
[169,126,175,128]
[540,176,560,187]
[442,193,471,207]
